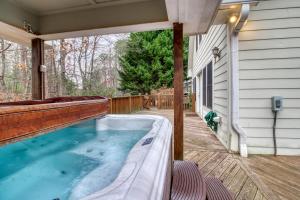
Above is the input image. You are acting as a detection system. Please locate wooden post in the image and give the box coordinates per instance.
[140,95,143,110]
[192,93,196,112]
[158,95,161,109]
[31,38,45,100]
[173,23,184,160]
[129,95,132,113]
[110,98,113,114]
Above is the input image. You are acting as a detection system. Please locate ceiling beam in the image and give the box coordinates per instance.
[38,0,167,34]
[0,22,36,46]
[0,0,39,33]
[40,21,172,41]
[0,20,172,44]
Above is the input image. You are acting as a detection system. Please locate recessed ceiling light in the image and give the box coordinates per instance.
[229,15,238,23]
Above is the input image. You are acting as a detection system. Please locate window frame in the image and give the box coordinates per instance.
[192,77,196,93]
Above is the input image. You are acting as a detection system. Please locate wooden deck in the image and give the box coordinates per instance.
[242,155,300,200]
[137,109,300,200]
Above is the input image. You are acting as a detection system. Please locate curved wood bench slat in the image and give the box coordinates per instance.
[205,177,233,200]
[171,160,206,200]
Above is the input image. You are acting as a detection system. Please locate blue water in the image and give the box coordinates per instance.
[0,119,148,200]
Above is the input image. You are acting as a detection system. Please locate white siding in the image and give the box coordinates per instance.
[192,24,230,147]
[239,0,300,155]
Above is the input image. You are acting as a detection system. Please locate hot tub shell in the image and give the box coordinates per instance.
[82,115,173,200]
[0,100,172,200]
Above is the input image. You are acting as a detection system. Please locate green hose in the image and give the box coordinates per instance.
[204,111,218,132]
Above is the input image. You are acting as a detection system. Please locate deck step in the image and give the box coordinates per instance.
[205,177,233,200]
[171,160,206,200]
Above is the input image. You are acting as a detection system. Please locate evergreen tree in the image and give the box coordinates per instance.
[118,30,189,94]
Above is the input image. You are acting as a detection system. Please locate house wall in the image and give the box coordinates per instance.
[192,24,230,148]
[238,0,300,155]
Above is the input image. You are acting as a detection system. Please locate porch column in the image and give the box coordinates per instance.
[31,38,45,100]
[173,23,184,160]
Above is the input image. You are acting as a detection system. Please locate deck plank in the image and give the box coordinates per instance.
[201,152,228,177]
[253,190,264,200]
[184,150,198,160]
[208,154,235,178]
[236,178,258,200]
[221,164,240,185]
[242,155,300,199]
[191,151,211,163]
[226,169,248,198]
[137,109,299,200]
[197,151,218,167]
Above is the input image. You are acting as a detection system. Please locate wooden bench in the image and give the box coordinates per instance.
[205,177,233,200]
[171,160,233,200]
[171,160,206,200]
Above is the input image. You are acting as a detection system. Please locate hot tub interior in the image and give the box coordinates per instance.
[0,117,154,200]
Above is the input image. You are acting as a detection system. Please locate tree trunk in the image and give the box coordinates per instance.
[59,39,67,95]
[20,45,29,99]
[89,36,98,91]
[0,39,6,90]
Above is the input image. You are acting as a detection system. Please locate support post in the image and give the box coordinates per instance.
[129,95,132,113]
[192,93,196,112]
[110,98,113,114]
[173,23,184,160]
[31,38,45,100]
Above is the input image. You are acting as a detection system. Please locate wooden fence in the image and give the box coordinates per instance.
[150,94,195,111]
[109,93,196,114]
[109,95,144,114]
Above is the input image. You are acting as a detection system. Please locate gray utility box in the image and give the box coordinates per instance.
[271,96,283,112]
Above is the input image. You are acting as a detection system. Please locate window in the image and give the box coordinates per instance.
[202,67,206,106]
[207,62,213,108]
[192,77,196,93]
[202,61,213,109]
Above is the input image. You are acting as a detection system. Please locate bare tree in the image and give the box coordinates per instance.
[0,34,128,102]
[0,39,8,90]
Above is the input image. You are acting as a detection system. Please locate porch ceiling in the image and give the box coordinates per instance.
[0,0,222,44]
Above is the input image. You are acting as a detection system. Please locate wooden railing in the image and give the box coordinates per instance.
[109,95,144,114]
[150,94,195,111]
[109,93,196,114]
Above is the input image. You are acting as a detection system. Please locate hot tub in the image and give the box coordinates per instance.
[0,115,172,200]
